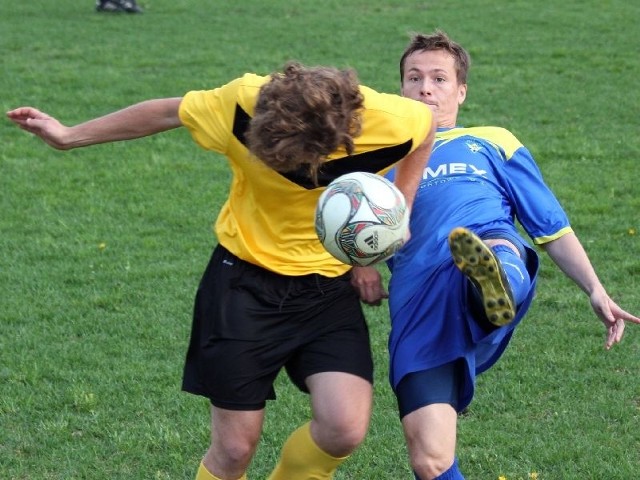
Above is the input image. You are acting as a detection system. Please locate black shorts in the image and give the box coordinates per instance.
[181,245,374,410]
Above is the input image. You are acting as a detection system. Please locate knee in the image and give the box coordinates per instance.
[222,437,256,466]
[335,419,369,452]
[314,414,369,456]
[411,453,455,480]
[206,434,259,473]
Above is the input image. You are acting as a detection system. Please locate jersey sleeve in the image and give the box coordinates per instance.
[178,77,244,154]
[499,144,572,244]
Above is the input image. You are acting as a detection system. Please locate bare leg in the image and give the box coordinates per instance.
[307,371,373,457]
[201,406,265,479]
[402,403,458,480]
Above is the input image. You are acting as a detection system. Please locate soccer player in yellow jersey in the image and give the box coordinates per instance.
[7,62,435,480]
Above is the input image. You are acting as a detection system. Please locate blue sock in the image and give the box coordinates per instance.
[414,458,464,480]
[492,245,531,306]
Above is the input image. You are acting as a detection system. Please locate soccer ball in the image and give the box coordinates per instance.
[315,172,409,266]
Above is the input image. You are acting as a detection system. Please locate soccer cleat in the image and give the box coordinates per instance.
[96,0,143,13]
[448,227,515,326]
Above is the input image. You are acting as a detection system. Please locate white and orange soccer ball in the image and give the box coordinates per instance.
[315,172,409,266]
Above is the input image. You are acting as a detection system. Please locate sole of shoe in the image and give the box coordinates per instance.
[448,227,515,326]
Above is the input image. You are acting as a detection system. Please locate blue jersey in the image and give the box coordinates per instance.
[386,126,571,409]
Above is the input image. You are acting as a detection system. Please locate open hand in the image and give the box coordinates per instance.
[590,290,640,349]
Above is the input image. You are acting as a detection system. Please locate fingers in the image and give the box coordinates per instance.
[360,287,388,306]
[7,108,45,132]
[600,297,640,349]
[605,319,626,350]
[362,285,389,306]
[617,309,640,324]
[350,266,388,305]
[7,106,43,116]
[7,107,40,121]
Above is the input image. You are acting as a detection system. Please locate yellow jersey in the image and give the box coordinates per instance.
[179,73,431,276]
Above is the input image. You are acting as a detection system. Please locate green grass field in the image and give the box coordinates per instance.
[1,1,639,479]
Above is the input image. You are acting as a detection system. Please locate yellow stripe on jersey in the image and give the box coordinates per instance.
[532,226,574,245]
[436,126,523,160]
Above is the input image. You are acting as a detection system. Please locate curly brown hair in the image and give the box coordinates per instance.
[245,62,364,185]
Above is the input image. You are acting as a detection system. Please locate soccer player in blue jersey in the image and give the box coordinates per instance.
[352,30,640,480]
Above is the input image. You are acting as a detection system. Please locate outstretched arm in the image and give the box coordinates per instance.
[6,97,183,150]
[542,232,640,349]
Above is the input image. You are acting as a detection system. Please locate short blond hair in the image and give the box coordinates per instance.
[399,30,470,84]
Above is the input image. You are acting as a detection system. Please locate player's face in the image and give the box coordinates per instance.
[401,49,467,128]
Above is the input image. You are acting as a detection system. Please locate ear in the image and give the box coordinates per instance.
[458,83,467,106]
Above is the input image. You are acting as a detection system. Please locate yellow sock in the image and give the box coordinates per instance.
[267,422,349,480]
[196,461,247,480]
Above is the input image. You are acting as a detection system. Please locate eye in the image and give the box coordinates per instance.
[435,76,446,83]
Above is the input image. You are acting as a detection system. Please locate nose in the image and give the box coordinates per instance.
[419,80,431,97]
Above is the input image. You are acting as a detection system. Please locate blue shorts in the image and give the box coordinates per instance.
[395,359,465,418]
[389,236,539,413]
